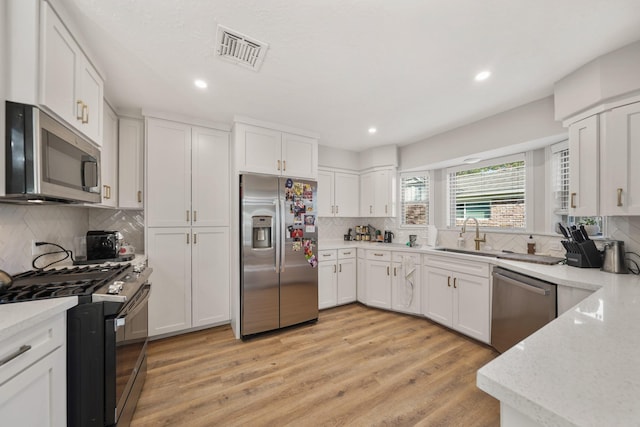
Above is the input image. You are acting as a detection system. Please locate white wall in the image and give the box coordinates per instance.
[399,96,566,171]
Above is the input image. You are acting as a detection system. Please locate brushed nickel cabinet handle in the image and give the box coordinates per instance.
[393,267,397,276]
[333,265,336,273]
[369,205,373,214]
[570,192,576,209]
[374,253,384,257]
[453,277,457,289]
[186,233,189,244]
[277,160,281,171]
[447,276,451,287]
[339,264,342,273]
[193,211,197,222]
[336,205,339,214]
[193,233,197,245]
[0,345,31,367]
[387,266,390,275]
[103,185,109,199]
[617,188,623,207]
[107,185,111,199]
[385,205,388,214]
[137,191,142,203]
[82,104,89,124]
[283,160,286,171]
[186,210,190,222]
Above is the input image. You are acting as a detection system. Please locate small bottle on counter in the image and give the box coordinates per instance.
[457,233,465,248]
[527,235,536,254]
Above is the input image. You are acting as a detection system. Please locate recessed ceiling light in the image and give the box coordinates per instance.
[463,157,482,164]
[368,127,377,134]
[194,79,208,89]
[474,71,491,82]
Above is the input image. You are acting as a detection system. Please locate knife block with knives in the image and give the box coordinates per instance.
[558,223,603,268]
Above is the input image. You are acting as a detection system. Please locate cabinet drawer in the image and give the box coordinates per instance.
[367,250,391,261]
[318,250,337,261]
[424,254,489,277]
[392,251,421,263]
[338,248,356,259]
[0,313,65,385]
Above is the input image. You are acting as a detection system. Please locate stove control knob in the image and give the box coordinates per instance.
[107,280,125,294]
[132,264,145,273]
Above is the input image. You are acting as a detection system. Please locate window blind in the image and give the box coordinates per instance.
[551,141,570,214]
[447,156,526,229]
[400,173,429,226]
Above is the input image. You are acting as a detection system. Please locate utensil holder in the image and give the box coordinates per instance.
[563,240,602,268]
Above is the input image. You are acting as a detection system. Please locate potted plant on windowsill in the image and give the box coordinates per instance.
[579,218,600,237]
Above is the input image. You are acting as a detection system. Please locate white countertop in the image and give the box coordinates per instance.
[0,297,78,341]
[322,239,640,425]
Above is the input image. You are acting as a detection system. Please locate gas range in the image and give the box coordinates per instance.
[0,262,151,305]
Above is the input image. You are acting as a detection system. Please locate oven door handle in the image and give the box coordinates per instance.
[493,272,550,296]
[115,285,151,330]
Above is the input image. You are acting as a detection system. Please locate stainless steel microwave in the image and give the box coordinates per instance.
[3,101,101,203]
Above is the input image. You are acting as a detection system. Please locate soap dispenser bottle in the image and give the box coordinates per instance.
[527,235,536,254]
[457,233,465,248]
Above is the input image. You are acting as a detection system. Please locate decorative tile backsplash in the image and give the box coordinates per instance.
[0,205,145,275]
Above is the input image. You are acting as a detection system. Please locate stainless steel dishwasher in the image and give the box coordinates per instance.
[491,267,557,353]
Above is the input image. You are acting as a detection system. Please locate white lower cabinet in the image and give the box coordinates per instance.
[366,250,392,309]
[148,227,229,336]
[423,255,490,343]
[318,249,357,309]
[391,252,421,315]
[0,313,66,427]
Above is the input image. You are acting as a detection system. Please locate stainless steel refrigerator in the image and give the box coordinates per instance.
[240,174,319,337]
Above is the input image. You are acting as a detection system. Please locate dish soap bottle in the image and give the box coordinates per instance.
[527,235,536,254]
[457,233,465,248]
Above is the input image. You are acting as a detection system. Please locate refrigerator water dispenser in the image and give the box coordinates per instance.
[252,216,273,248]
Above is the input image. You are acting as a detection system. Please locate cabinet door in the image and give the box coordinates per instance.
[147,228,192,336]
[192,127,230,226]
[318,259,338,309]
[77,59,103,144]
[392,259,421,315]
[317,170,335,217]
[602,102,640,215]
[282,132,318,179]
[40,2,77,128]
[237,124,281,175]
[334,172,360,217]
[118,118,144,209]
[100,102,118,207]
[360,172,374,217]
[453,272,490,343]
[568,115,599,216]
[366,260,392,309]
[337,257,357,305]
[424,266,453,327]
[0,347,66,427]
[192,227,230,327]
[146,119,191,227]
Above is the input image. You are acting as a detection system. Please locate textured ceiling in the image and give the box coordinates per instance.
[60,0,640,151]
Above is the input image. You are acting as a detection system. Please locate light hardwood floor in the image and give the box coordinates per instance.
[131,304,499,426]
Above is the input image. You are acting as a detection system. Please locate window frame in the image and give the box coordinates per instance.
[446,153,528,231]
[398,170,432,228]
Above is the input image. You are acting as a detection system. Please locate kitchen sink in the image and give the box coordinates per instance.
[434,247,564,265]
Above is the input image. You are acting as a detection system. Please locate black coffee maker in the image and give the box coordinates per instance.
[384,231,394,243]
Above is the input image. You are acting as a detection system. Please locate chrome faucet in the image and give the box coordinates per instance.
[462,217,486,251]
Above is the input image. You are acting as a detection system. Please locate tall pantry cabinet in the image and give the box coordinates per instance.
[146,118,231,337]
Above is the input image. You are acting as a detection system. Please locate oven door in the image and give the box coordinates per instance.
[105,284,150,426]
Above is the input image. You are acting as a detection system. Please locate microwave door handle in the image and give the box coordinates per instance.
[81,158,98,188]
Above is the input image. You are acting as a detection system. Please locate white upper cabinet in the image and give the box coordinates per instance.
[100,101,118,207]
[568,115,599,217]
[601,101,640,216]
[146,118,229,227]
[235,123,318,180]
[118,118,144,209]
[40,2,103,144]
[318,169,359,217]
[360,168,396,217]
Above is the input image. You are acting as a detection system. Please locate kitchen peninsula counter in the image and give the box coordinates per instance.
[0,296,77,341]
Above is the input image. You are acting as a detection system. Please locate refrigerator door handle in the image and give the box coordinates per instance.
[280,199,286,272]
[274,200,280,273]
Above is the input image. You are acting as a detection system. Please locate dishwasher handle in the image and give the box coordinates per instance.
[493,271,550,296]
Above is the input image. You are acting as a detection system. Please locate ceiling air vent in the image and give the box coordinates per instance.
[216,25,269,71]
